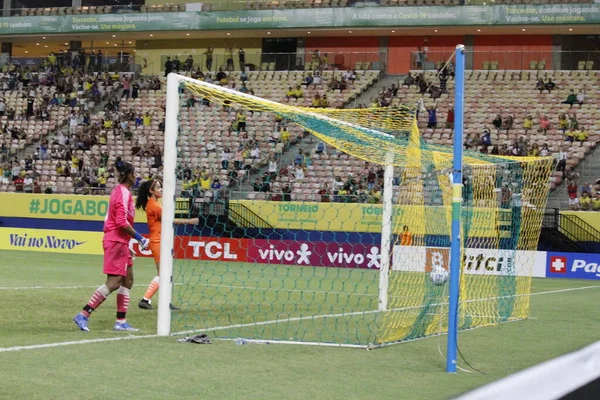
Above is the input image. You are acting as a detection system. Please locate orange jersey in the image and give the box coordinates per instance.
[400,232,413,246]
[146,198,162,244]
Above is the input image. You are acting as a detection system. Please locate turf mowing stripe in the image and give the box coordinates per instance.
[1,285,598,354]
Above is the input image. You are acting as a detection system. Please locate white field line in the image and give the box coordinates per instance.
[0,285,598,353]
[172,285,600,336]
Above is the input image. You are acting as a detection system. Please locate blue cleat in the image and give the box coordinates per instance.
[73,313,90,332]
[113,321,140,332]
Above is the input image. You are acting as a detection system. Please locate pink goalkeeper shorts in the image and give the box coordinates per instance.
[103,240,133,276]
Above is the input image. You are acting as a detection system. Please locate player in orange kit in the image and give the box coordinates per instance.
[135,179,199,310]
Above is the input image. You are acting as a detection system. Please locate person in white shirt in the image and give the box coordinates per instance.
[220,148,231,169]
[556,146,568,175]
[294,165,304,181]
[313,73,322,85]
[23,174,33,193]
[250,145,260,159]
[69,111,78,135]
[268,157,277,175]
[0,99,6,116]
[576,90,585,107]
[206,141,216,153]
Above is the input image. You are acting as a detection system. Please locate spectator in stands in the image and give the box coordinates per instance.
[332,176,344,202]
[403,72,415,86]
[562,90,577,108]
[490,145,499,155]
[426,106,437,129]
[439,75,448,94]
[492,114,502,132]
[0,98,5,117]
[429,85,442,100]
[592,192,600,211]
[558,113,569,133]
[556,146,568,175]
[535,78,544,92]
[529,143,541,157]
[580,182,592,196]
[415,47,425,69]
[294,164,305,182]
[313,72,322,86]
[211,178,222,201]
[236,111,246,132]
[539,114,551,134]
[251,178,262,192]
[225,47,234,72]
[569,113,579,130]
[481,128,492,147]
[502,114,514,134]
[315,141,325,154]
[576,90,585,107]
[204,48,213,71]
[238,48,245,70]
[282,184,292,202]
[576,126,588,143]
[567,180,579,210]
[540,143,550,157]
[23,173,33,193]
[544,79,556,93]
[565,127,577,143]
[164,57,173,78]
[320,94,329,108]
[264,156,277,179]
[184,55,194,71]
[172,56,181,72]
[312,94,321,108]
[523,114,534,134]
[318,183,331,202]
[446,106,455,130]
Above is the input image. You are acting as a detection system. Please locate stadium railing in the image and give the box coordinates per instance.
[412,50,600,72]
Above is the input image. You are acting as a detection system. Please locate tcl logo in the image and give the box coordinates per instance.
[188,240,238,260]
[549,256,567,274]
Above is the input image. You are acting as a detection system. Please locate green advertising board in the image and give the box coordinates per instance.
[0,4,597,35]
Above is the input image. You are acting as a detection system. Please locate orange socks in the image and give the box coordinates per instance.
[143,276,160,301]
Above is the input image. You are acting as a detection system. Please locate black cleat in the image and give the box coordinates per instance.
[138,299,153,310]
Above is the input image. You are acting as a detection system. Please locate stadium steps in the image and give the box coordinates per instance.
[546,146,600,210]
[345,74,402,109]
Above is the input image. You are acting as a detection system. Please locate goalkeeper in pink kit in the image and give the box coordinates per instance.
[73,162,149,332]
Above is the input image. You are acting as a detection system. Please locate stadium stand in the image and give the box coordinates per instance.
[257,68,599,203]
[0,64,380,196]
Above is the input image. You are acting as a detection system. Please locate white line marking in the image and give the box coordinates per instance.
[0,335,158,353]
[0,285,598,353]
[172,285,600,335]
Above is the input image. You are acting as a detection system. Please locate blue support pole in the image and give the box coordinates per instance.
[446,44,465,373]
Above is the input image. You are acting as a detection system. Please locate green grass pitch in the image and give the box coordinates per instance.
[0,249,598,400]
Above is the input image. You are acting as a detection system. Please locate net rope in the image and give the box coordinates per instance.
[170,76,554,346]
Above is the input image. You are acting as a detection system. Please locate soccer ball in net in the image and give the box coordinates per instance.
[430,267,449,286]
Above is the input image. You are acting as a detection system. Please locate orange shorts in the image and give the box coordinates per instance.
[149,242,161,263]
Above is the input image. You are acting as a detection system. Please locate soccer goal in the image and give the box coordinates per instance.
[157,47,554,355]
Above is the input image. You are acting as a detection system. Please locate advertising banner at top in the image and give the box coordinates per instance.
[0,4,597,36]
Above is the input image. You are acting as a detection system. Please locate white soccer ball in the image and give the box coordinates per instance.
[430,267,449,286]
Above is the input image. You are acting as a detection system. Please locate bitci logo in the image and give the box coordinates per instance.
[549,256,567,274]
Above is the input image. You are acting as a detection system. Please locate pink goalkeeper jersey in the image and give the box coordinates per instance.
[103,184,135,244]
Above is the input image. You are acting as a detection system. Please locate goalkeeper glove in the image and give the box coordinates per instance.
[138,237,150,251]
[134,232,150,251]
